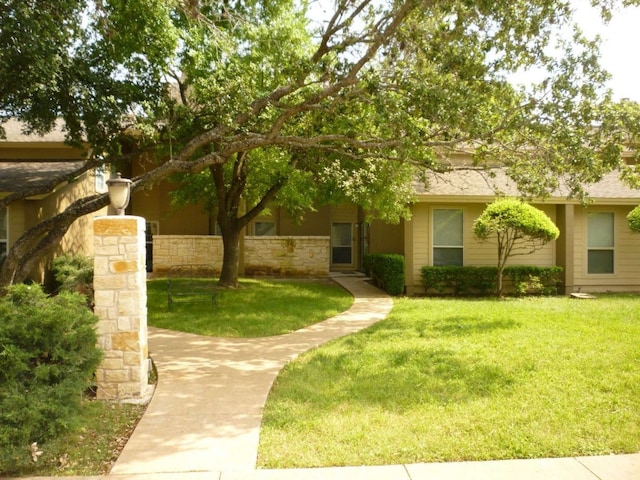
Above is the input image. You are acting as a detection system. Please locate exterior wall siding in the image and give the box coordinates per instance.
[573,205,640,292]
[367,219,404,255]
[130,179,211,235]
[407,202,557,295]
[153,235,330,277]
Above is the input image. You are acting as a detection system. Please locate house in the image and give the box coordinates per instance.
[402,167,640,295]
[0,119,109,283]
[2,121,639,294]
[129,155,640,294]
[128,154,403,275]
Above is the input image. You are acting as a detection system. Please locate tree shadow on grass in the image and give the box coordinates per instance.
[301,346,515,412]
[428,316,520,337]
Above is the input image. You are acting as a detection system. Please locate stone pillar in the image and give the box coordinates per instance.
[93,216,149,400]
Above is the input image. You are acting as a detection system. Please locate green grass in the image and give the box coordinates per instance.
[258,295,640,468]
[2,399,145,477]
[148,278,353,337]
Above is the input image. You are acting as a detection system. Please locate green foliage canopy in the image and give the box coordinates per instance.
[474,199,560,243]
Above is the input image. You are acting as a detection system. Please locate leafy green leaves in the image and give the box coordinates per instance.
[0,284,102,471]
[473,199,560,243]
[627,205,640,233]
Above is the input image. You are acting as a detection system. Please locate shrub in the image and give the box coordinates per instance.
[363,253,405,295]
[473,199,559,296]
[628,205,640,233]
[420,265,496,296]
[0,284,102,474]
[504,266,563,296]
[421,265,562,296]
[51,254,94,301]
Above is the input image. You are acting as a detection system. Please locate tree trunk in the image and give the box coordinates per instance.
[218,224,241,288]
[496,264,505,298]
[495,230,515,298]
[0,193,110,294]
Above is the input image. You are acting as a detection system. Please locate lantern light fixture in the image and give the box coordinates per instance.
[106,173,132,216]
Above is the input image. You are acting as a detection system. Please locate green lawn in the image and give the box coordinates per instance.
[258,295,640,468]
[147,278,353,337]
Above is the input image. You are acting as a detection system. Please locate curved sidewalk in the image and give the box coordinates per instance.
[111,275,394,475]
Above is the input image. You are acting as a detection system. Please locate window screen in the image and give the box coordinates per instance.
[433,209,463,266]
[587,212,614,274]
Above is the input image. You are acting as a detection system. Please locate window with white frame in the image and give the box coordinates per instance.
[254,221,276,236]
[433,208,463,266]
[587,212,614,274]
[0,208,7,261]
[94,166,108,193]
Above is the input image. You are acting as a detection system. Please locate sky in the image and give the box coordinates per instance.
[568,3,640,101]
[307,1,640,101]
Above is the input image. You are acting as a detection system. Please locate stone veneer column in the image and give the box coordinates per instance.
[93,216,149,400]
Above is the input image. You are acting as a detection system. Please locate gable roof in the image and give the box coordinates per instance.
[415,168,640,204]
[0,161,84,193]
[1,118,68,143]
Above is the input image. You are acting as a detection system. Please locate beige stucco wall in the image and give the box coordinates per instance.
[152,235,330,277]
[278,207,331,236]
[572,205,640,292]
[5,170,108,283]
[405,202,557,295]
[6,200,25,248]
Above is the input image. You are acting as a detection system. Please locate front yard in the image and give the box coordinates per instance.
[147,277,353,337]
[258,294,640,468]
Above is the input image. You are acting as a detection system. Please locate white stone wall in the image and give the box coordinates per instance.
[153,235,223,275]
[153,235,330,277]
[244,236,330,277]
[93,216,148,400]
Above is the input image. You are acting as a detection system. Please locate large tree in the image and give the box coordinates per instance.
[1,0,640,289]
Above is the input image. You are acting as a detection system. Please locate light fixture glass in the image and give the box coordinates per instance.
[106,173,132,215]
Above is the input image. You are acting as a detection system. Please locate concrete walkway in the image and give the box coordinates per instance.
[111,275,393,475]
[11,275,640,479]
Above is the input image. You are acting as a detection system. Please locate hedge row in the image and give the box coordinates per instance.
[363,253,405,295]
[421,265,563,296]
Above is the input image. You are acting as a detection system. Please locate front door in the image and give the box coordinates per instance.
[331,222,353,266]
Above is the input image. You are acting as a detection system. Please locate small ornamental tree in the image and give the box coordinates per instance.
[627,205,640,233]
[473,199,560,296]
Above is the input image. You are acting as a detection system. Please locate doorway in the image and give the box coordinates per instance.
[331,222,353,266]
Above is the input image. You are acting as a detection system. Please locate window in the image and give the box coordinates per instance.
[95,166,108,193]
[433,209,463,266]
[254,221,275,236]
[0,208,7,261]
[587,212,614,274]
